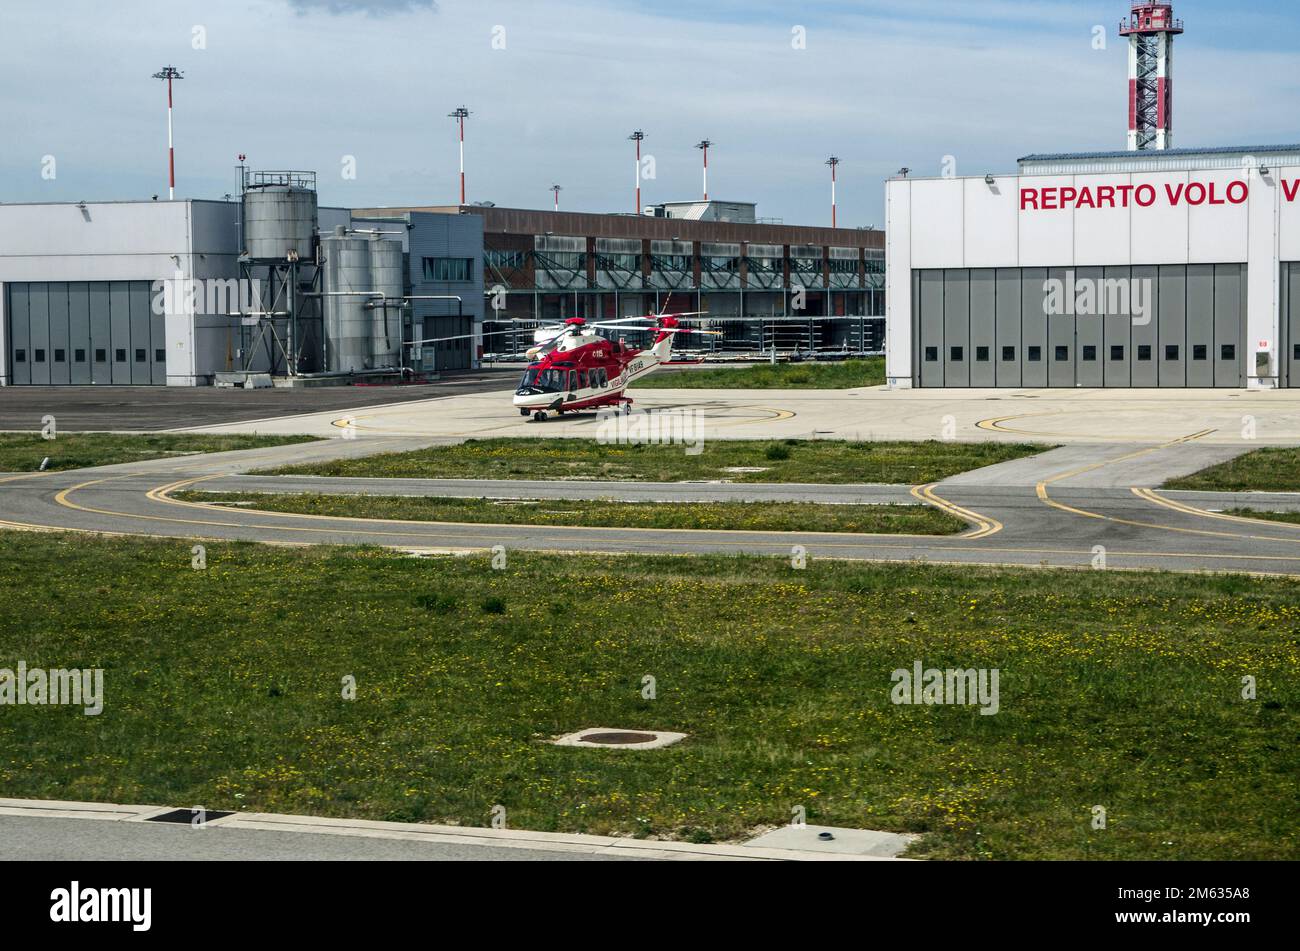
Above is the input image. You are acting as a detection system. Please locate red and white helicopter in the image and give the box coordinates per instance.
[510,312,718,421]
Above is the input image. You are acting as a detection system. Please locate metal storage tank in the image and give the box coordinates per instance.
[243,178,318,261]
[368,238,405,367]
[321,226,373,372]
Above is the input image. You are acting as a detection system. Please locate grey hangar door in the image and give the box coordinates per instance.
[911,265,1245,388]
[5,281,165,386]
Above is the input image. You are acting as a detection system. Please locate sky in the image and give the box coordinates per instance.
[2,0,1298,227]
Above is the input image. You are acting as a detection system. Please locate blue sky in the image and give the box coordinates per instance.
[2,0,1297,226]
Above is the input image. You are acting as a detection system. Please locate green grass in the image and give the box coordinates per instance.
[261,437,1049,485]
[0,433,320,472]
[1,532,1297,859]
[1164,447,1300,493]
[176,492,967,536]
[1224,509,1300,527]
[636,357,885,389]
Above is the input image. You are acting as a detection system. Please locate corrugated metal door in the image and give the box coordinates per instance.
[943,270,970,388]
[1103,266,1132,387]
[969,269,996,387]
[995,269,1021,387]
[918,270,945,387]
[1158,267,1186,387]
[68,283,92,385]
[1186,265,1215,387]
[1213,264,1245,388]
[1021,269,1048,386]
[1076,267,1104,387]
[1131,266,1159,387]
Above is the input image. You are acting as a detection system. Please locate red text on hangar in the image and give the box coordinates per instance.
[1020,180,1253,211]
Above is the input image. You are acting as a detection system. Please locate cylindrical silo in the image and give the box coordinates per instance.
[368,238,405,368]
[321,226,373,372]
[243,184,318,261]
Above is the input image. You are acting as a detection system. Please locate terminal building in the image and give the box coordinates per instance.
[885,144,1300,389]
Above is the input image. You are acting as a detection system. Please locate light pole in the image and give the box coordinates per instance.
[449,106,470,204]
[826,156,840,228]
[152,66,184,200]
[550,184,562,212]
[629,130,645,214]
[695,140,713,201]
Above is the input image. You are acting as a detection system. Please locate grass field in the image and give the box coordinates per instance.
[1164,447,1300,492]
[176,491,967,535]
[261,437,1048,485]
[0,433,320,473]
[636,357,885,389]
[1225,509,1300,527]
[1,532,1296,860]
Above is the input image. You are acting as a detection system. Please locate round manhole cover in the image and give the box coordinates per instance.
[579,731,659,745]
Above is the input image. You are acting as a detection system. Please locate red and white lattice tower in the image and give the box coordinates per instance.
[1120,2,1184,151]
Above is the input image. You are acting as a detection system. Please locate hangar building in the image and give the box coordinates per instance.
[885,144,1300,389]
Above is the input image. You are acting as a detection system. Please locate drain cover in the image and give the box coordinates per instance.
[579,731,659,745]
[145,808,234,824]
[552,727,688,750]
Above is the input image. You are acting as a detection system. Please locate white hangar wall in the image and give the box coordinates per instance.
[886,165,1300,388]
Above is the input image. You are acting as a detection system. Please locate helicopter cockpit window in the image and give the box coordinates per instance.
[517,368,568,394]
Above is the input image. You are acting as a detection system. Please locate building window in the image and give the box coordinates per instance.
[422,257,474,282]
[950,346,964,362]
[1027,346,1042,362]
[1054,345,1069,361]
[486,250,526,270]
[1082,345,1097,362]
[924,346,939,362]
[976,346,990,362]
[135,349,146,363]
[115,348,126,362]
[1192,344,1208,361]
[1294,344,1300,360]
[54,349,66,363]
[1110,345,1124,361]
[1001,346,1015,361]
[14,349,25,363]
[1164,344,1180,361]
[1138,345,1152,361]
[95,349,107,363]
[1221,344,1236,361]
[156,349,166,363]
[74,349,86,363]
[34,349,46,363]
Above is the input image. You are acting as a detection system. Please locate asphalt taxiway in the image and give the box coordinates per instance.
[3,429,1300,577]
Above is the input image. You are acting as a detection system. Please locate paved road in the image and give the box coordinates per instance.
[0,800,866,861]
[0,371,518,433]
[4,434,1300,576]
[0,815,632,861]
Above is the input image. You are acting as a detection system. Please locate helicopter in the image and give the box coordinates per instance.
[510,312,718,421]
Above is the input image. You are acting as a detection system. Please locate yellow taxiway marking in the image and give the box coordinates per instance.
[12,477,1300,571]
[1132,487,1300,533]
[0,472,51,485]
[910,483,1002,539]
[1033,429,1300,543]
[46,475,952,543]
[976,411,1068,436]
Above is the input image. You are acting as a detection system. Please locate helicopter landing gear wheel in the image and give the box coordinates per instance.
[533,410,547,422]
